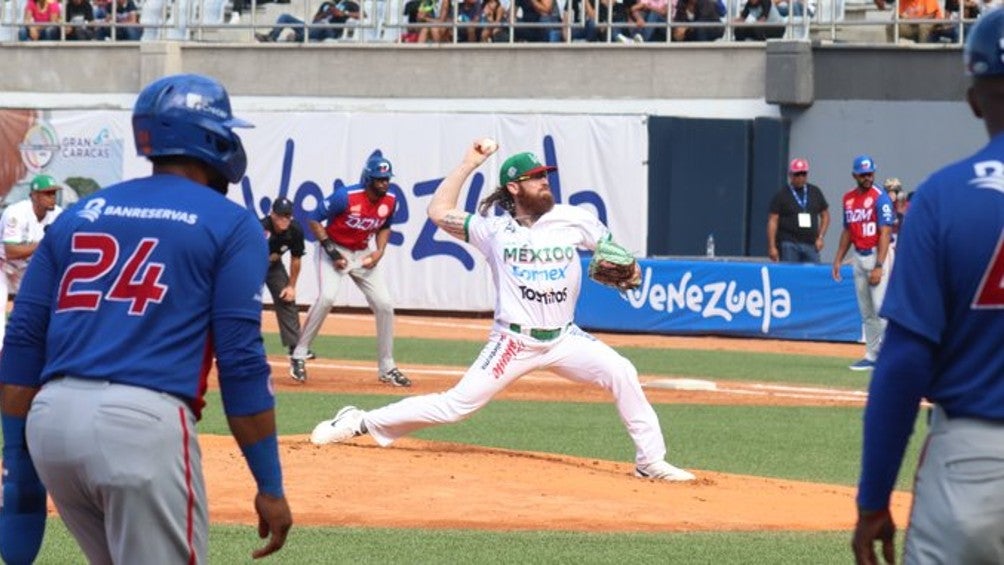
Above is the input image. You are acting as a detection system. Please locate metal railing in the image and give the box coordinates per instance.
[0,0,979,44]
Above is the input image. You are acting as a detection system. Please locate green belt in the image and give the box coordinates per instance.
[508,323,564,341]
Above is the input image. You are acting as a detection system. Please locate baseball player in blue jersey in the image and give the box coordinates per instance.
[290,152,408,386]
[0,74,292,564]
[852,12,1004,565]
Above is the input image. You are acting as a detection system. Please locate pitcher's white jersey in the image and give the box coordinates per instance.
[467,204,609,328]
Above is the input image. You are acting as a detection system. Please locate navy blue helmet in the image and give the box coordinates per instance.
[361,151,393,185]
[132,73,253,184]
[965,8,1004,76]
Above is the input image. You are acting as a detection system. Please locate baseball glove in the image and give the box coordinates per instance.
[588,239,641,290]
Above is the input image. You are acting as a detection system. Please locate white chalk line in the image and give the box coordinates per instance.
[268,360,866,403]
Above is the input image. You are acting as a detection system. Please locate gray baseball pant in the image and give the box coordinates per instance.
[26,377,208,565]
[904,406,1004,564]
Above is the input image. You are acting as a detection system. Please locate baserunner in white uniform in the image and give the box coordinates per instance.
[309,140,695,482]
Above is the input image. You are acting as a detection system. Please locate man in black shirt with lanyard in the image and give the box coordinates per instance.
[767,157,830,263]
[262,197,311,358]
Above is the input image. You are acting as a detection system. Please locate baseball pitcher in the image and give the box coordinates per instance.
[309,141,696,483]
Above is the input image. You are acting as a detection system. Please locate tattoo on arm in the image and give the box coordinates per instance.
[437,210,469,239]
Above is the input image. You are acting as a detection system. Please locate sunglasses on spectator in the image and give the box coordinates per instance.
[856,172,874,177]
[791,172,808,177]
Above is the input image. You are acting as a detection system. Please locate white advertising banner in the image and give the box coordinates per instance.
[5,110,647,311]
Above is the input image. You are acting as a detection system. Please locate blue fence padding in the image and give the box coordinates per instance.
[575,258,862,343]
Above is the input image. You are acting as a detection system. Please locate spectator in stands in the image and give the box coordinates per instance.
[627,0,668,42]
[453,0,484,42]
[413,0,444,42]
[401,0,423,41]
[733,0,784,40]
[563,0,594,40]
[426,0,460,42]
[480,0,508,41]
[514,0,560,42]
[874,0,942,43]
[671,0,724,41]
[100,0,141,40]
[255,0,361,42]
[64,0,96,39]
[767,158,830,263]
[774,0,814,17]
[594,0,632,41]
[20,0,61,40]
[928,0,978,43]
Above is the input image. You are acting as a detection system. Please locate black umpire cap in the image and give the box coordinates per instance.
[272,197,294,216]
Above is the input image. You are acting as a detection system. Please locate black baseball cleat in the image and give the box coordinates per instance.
[378,368,411,387]
[290,358,307,383]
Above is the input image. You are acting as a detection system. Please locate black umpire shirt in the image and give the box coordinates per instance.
[768,183,829,245]
[262,217,306,261]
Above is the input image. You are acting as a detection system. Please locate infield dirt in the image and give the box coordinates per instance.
[202,313,910,532]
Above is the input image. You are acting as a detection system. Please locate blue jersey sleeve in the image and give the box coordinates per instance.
[880,185,943,343]
[212,212,274,417]
[876,191,896,228]
[856,321,934,511]
[0,234,57,386]
[311,187,349,224]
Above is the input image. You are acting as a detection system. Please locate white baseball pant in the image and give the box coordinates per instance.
[294,242,396,373]
[852,248,894,362]
[363,324,670,467]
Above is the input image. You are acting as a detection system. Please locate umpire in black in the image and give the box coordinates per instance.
[262,197,307,356]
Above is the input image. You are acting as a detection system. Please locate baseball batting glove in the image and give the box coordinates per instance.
[588,239,642,291]
[320,239,344,263]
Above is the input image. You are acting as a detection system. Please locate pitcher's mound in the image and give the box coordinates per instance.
[203,435,910,532]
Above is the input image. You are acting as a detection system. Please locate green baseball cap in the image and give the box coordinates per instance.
[499,152,557,185]
[30,174,62,192]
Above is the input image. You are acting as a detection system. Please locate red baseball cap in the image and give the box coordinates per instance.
[788,158,809,173]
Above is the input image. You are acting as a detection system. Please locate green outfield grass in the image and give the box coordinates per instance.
[36,518,899,564]
[263,334,868,389]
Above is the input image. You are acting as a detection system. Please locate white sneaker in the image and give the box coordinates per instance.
[229,11,240,24]
[635,460,696,482]
[615,33,632,44]
[310,406,366,445]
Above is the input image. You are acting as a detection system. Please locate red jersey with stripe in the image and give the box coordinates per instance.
[841,186,895,252]
[313,184,397,251]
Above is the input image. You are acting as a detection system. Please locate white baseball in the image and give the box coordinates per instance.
[477,138,498,155]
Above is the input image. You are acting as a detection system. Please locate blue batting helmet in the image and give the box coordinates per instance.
[132,73,252,184]
[966,8,1004,76]
[852,155,876,174]
[361,152,393,184]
